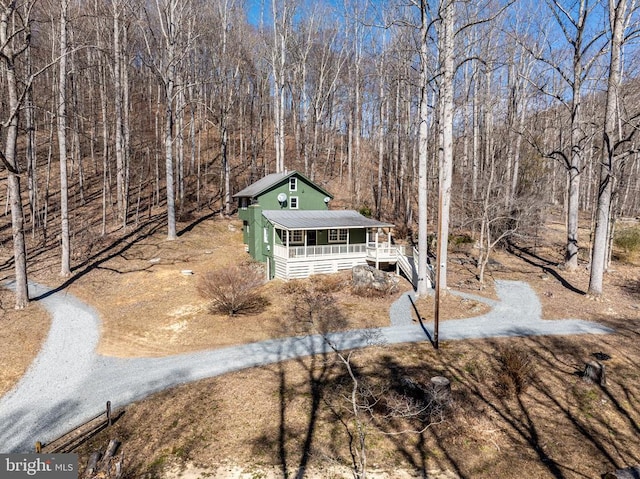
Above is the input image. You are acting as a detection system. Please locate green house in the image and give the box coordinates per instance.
[234,171,401,280]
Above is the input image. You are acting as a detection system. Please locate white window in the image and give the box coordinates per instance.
[289,196,298,209]
[263,227,268,243]
[290,230,304,244]
[329,229,348,243]
[289,177,297,191]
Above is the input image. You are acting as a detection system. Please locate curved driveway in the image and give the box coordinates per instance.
[0,280,612,453]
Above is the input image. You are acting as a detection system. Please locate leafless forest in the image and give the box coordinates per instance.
[1,0,639,307]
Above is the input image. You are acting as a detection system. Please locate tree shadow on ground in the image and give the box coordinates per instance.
[619,277,640,300]
[507,243,586,295]
[436,328,640,478]
[29,218,166,300]
[249,341,340,479]
[1,207,222,301]
[408,295,436,347]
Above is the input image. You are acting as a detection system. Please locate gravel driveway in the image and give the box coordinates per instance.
[0,280,612,453]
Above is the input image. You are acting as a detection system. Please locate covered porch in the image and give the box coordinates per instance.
[262,210,398,279]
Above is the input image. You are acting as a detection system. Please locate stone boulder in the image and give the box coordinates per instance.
[351,265,399,294]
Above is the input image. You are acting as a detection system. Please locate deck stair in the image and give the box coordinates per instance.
[397,246,435,290]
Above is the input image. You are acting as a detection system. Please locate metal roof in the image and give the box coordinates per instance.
[233,170,332,199]
[262,210,394,230]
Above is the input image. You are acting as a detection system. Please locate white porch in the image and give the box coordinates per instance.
[272,237,401,280]
[262,209,399,280]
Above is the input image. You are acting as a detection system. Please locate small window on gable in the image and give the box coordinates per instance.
[289,177,297,191]
[289,196,298,209]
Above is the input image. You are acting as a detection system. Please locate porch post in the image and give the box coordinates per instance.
[304,230,308,257]
[286,228,290,258]
[272,228,277,271]
[375,228,380,269]
[347,228,350,254]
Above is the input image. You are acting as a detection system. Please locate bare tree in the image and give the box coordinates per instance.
[111,0,133,227]
[589,0,639,295]
[548,0,605,271]
[140,0,194,239]
[415,0,435,297]
[57,0,71,276]
[209,0,245,215]
[270,0,295,173]
[0,0,35,308]
[435,0,455,294]
[515,0,606,270]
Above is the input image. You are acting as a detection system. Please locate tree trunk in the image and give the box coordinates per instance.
[1,3,31,308]
[565,20,585,272]
[25,46,38,235]
[165,79,178,240]
[589,0,627,295]
[436,0,455,293]
[416,0,431,297]
[8,171,29,309]
[113,6,126,225]
[58,0,71,277]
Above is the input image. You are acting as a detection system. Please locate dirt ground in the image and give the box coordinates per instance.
[0,290,49,397]
[1,211,639,478]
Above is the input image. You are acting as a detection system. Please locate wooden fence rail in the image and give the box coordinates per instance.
[36,401,123,454]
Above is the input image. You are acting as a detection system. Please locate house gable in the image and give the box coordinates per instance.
[234,171,332,212]
[235,171,334,264]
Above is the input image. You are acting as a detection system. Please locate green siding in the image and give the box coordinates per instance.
[271,228,368,247]
[245,206,263,261]
[317,229,328,245]
[256,175,330,211]
[238,207,250,222]
[240,173,332,265]
[349,229,366,244]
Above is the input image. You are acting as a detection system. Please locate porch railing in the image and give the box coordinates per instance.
[366,245,400,262]
[273,243,367,259]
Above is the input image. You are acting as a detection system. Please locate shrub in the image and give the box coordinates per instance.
[494,346,534,398]
[289,288,347,334]
[197,263,268,316]
[358,204,373,218]
[451,234,474,246]
[280,279,308,295]
[614,226,640,255]
[310,273,346,293]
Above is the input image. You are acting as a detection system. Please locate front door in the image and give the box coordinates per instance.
[307,230,317,246]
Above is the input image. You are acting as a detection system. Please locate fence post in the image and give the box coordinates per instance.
[106,401,112,426]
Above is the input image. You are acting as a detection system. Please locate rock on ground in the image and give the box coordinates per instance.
[352,264,399,293]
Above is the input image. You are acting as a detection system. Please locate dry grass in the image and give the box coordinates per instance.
[75,329,640,479]
[50,217,410,358]
[413,292,492,322]
[0,290,50,397]
[1,209,639,478]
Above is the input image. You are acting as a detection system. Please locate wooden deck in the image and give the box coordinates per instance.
[272,243,401,279]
